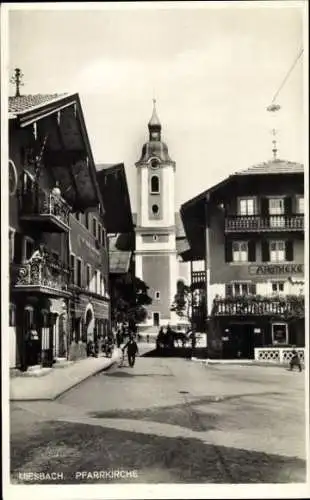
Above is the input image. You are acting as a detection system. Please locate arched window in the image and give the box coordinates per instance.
[9,303,16,327]
[151,175,159,194]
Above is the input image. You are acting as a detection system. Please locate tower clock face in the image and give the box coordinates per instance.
[151,158,159,169]
[9,160,18,196]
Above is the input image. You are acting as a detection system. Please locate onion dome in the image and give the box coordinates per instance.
[137,100,173,163]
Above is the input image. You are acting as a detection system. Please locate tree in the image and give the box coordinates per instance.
[111,274,152,324]
[170,279,192,321]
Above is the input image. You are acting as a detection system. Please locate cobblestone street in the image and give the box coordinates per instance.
[10,356,306,484]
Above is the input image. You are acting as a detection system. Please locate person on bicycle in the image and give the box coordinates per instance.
[122,334,139,367]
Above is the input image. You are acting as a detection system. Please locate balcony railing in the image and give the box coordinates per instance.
[19,186,71,232]
[12,254,71,297]
[225,215,304,232]
[212,295,304,317]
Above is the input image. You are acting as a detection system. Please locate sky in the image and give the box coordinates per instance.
[7,2,305,211]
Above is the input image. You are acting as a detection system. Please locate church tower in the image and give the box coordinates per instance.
[135,100,178,328]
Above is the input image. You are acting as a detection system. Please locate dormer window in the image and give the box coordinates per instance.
[151,175,159,194]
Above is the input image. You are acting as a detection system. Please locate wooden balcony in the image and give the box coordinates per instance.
[212,296,304,317]
[11,255,71,298]
[19,187,71,233]
[225,214,304,233]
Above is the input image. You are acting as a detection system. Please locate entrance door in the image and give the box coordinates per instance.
[153,312,160,327]
[226,324,255,359]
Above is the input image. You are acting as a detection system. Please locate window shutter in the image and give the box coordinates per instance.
[285,241,294,261]
[248,240,256,262]
[225,284,233,297]
[261,240,270,262]
[249,283,256,295]
[225,239,233,262]
[260,198,269,216]
[284,197,292,215]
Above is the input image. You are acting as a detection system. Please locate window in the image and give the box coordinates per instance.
[23,237,35,261]
[85,212,90,230]
[232,241,248,262]
[271,282,285,294]
[226,283,256,297]
[155,291,160,300]
[92,217,97,238]
[102,228,106,247]
[76,258,82,287]
[238,198,255,216]
[86,264,91,290]
[24,305,34,331]
[272,323,288,345]
[101,276,105,296]
[94,270,98,294]
[9,228,15,262]
[70,254,76,284]
[269,198,285,215]
[296,196,304,214]
[268,197,285,228]
[270,241,285,262]
[153,235,158,242]
[98,224,102,244]
[151,175,159,194]
[152,204,159,215]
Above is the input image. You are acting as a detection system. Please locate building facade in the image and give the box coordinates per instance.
[8,93,109,369]
[134,102,189,328]
[96,163,134,327]
[68,208,110,351]
[181,159,305,360]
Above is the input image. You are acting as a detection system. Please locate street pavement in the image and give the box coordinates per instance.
[10,354,306,484]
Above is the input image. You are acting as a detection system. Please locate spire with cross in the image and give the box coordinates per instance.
[10,68,24,97]
[148,98,161,140]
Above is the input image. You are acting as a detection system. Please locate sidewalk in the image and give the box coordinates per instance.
[10,349,121,402]
[10,343,155,402]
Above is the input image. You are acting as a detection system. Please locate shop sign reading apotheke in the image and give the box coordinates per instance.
[249,264,304,276]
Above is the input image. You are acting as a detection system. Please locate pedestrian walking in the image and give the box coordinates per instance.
[289,350,303,372]
[122,334,139,367]
[116,329,122,348]
[189,330,197,358]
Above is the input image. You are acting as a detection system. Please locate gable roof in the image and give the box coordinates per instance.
[180,157,304,261]
[9,92,102,211]
[96,163,133,233]
[9,93,72,118]
[235,159,304,176]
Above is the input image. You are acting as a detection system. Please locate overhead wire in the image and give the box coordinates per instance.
[269,46,304,106]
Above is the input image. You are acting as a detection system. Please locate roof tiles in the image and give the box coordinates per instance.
[235,159,304,176]
[9,93,69,115]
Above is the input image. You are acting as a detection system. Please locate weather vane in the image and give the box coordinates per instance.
[10,68,24,97]
[267,102,281,160]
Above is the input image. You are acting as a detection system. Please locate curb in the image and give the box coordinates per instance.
[53,358,118,400]
[10,357,119,403]
[191,358,294,368]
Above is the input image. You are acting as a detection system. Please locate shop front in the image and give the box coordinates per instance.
[210,295,305,361]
